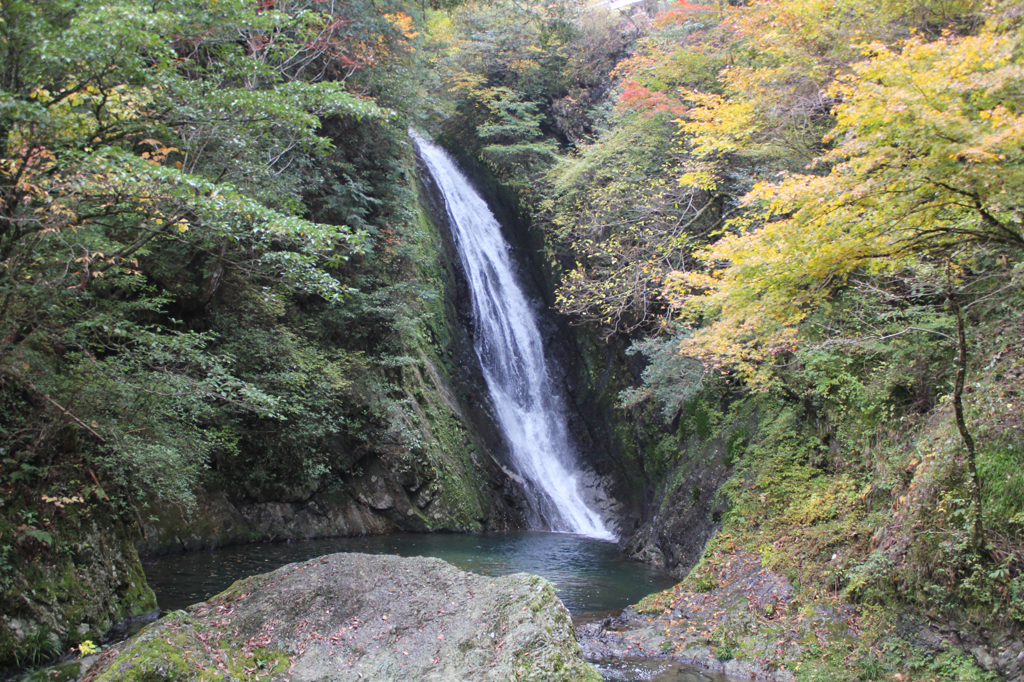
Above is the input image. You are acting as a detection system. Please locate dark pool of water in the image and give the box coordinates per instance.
[143,531,677,616]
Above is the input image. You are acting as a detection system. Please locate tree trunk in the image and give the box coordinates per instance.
[947,293,984,553]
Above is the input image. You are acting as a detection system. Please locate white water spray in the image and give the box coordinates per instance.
[413,132,615,541]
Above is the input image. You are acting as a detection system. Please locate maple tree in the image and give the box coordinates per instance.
[667,22,1024,380]
[662,10,1024,554]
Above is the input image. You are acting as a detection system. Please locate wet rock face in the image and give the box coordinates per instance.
[91,553,601,682]
[0,511,157,668]
[137,488,397,555]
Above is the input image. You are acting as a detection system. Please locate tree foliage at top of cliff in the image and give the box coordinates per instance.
[542,5,715,334]
[423,0,634,194]
[548,0,1021,390]
[0,0,441,528]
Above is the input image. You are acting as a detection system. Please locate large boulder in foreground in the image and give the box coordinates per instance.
[89,553,601,682]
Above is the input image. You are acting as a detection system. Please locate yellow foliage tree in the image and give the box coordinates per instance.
[676,0,988,180]
[667,23,1024,384]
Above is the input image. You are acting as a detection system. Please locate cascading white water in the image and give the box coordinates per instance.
[413,132,615,541]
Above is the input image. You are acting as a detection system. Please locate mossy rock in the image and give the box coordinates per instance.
[0,508,157,669]
[90,553,600,682]
[93,611,288,682]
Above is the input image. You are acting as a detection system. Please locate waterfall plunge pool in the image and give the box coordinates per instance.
[143,530,675,616]
[143,532,741,682]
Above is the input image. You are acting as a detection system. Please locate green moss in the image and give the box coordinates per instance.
[724,425,749,467]
[122,559,158,616]
[690,575,718,593]
[634,590,674,615]
[25,662,84,682]
[636,371,1018,681]
[680,397,721,442]
[414,376,490,529]
[92,612,289,682]
[1,503,159,669]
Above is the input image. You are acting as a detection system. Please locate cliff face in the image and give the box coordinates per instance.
[136,142,530,556]
[0,507,157,668]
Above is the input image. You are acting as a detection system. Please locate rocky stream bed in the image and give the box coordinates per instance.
[23,544,1022,682]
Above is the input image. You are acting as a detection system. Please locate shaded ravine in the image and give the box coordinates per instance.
[412,132,614,540]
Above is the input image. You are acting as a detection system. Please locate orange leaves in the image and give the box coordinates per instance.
[658,0,718,27]
[668,0,967,176]
[814,29,1024,251]
[384,12,419,42]
[667,167,892,382]
[664,257,809,388]
[138,139,179,166]
[618,80,687,117]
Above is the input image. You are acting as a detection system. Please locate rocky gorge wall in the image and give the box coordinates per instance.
[135,143,532,557]
[0,507,157,668]
[132,130,738,574]
[135,134,727,559]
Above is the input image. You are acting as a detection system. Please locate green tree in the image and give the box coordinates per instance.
[426,0,628,192]
[0,0,386,508]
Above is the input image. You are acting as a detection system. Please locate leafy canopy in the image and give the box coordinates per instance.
[666,17,1024,382]
[0,0,392,507]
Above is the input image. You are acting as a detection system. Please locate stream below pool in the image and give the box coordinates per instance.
[143,531,739,681]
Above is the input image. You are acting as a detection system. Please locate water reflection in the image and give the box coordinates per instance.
[143,531,677,615]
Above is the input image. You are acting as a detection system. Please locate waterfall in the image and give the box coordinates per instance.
[413,132,615,541]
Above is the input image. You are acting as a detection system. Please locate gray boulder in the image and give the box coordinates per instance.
[89,552,601,682]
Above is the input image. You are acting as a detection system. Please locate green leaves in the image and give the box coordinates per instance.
[0,0,397,513]
[546,107,715,333]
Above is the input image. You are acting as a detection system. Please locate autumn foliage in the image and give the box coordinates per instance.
[619,80,687,116]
